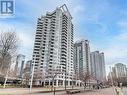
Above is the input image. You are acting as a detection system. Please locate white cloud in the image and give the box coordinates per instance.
[90,43,100,51]
[18,32,34,49]
[17,31,34,61]
[0,23,15,32]
[118,21,127,28]
[104,45,127,63]
[72,5,85,16]
[102,20,127,65]
[116,32,127,41]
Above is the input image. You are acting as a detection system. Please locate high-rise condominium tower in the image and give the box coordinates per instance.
[74,40,91,81]
[90,51,106,82]
[114,63,126,78]
[15,54,25,78]
[32,4,74,87]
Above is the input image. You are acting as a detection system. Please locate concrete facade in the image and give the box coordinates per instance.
[74,40,91,81]
[90,51,106,83]
[32,4,75,87]
[114,63,127,78]
[15,54,25,78]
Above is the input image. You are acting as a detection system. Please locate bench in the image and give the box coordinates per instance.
[66,90,81,94]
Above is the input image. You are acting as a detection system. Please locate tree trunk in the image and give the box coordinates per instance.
[51,78,54,92]
[0,58,4,74]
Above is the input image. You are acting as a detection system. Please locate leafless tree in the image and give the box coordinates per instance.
[82,72,90,90]
[0,31,19,75]
[23,72,31,86]
[45,64,62,91]
[8,68,15,77]
[81,71,96,90]
[33,69,44,86]
[51,68,61,91]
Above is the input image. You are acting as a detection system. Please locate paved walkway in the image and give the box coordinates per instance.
[27,87,116,95]
[122,87,127,95]
[115,87,124,95]
[73,87,116,95]
[0,87,116,95]
[0,87,82,95]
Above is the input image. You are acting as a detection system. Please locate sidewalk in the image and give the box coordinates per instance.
[0,87,116,95]
[115,87,124,95]
[57,87,117,95]
[26,87,116,95]
[84,87,117,95]
[0,87,83,95]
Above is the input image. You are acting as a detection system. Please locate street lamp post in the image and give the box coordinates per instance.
[30,47,43,92]
[29,61,35,92]
[65,63,67,90]
[3,69,9,88]
[3,59,13,88]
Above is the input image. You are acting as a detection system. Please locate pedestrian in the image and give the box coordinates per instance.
[93,85,95,89]
[97,86,99,89]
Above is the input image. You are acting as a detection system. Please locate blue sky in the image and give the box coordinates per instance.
[1,0,127,74]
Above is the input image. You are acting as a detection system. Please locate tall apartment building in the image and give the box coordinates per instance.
[114,63,126,78]
[23,60,32,84]
[32,4,74,87]
[15,54,25,78]
[90,51,106,82]
[24,60,32,74]
[111,67,117,80]
[74,40,91,81]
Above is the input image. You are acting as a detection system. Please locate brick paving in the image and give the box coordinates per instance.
[61,87,117,95]
[0,87,116,95]
[30,87,116,95]
[0,87,82,95]
[53,87,116,95]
